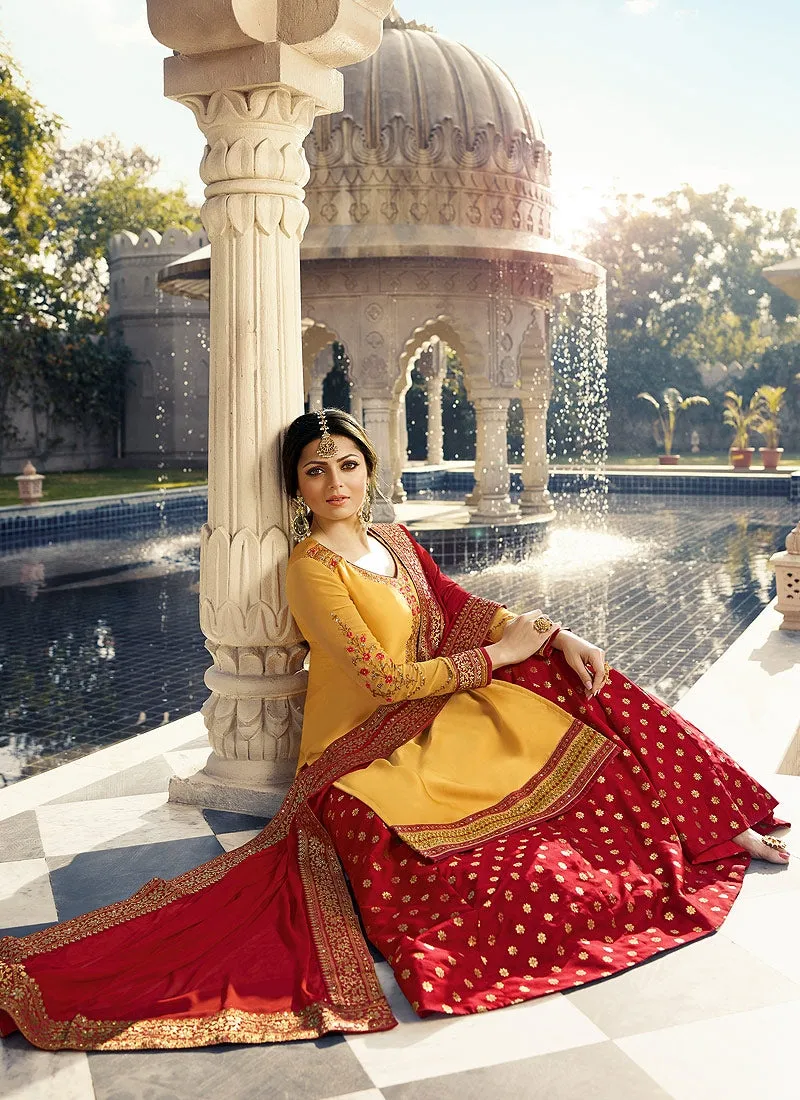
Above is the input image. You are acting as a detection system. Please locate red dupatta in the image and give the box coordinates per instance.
[0,526,502,1050]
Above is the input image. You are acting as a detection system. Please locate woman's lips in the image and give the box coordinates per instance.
[326,496,349,505]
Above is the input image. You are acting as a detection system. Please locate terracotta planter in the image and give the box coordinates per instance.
[759,447,784,471]
[729,447,755,469]
[658,454,680,465]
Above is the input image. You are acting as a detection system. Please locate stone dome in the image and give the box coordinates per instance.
[302,7,555,257]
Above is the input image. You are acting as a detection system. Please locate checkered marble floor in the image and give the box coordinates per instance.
[3,681,800,1097]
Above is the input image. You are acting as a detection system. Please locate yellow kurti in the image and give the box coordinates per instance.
[286,530,582,830]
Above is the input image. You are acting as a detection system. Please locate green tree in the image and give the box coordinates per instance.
[44,136,202,324]
[582,185,800,450]
[0,48,60,323]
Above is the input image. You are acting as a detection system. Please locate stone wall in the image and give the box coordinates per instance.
[109,227,210,467]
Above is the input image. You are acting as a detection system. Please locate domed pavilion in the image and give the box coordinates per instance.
[153,6,602,521]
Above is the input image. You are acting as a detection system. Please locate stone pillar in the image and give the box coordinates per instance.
[426,342,446,466]
[464,412,484,508]
[308,378,325,414]
[390,396,407,503]
[362,397,395,521]
[770,521,800,630]
[351,392,364,426]
[519,373,554,515]
[147,0,393,813]
[469,395,520,522]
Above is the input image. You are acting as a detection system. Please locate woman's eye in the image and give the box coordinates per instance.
[306,467,323,476]
[342,461,358,470]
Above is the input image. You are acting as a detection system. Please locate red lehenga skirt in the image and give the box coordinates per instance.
[0,525,786,1050]
[322,659,782,1015]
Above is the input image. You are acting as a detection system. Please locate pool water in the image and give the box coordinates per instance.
[0,495,794,787]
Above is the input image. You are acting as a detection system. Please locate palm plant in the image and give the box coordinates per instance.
[722,390,761,450]
[636,388,710,456]
[753,385,787,449]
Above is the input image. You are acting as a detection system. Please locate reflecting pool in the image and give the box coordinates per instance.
[0,495,794,786]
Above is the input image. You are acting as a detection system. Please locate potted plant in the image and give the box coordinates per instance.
[723,390,760,469]
[753,384,786,470]
[637,388,710,465]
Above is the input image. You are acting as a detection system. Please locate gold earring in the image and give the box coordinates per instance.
[359,484,374,528]
[292,494,311,542]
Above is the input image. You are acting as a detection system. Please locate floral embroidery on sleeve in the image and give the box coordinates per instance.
[332,614,455,703]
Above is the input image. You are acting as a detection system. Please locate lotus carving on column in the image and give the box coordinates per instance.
[200,524,299,646]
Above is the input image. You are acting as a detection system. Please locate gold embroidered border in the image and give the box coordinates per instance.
[392,720,619,859]
[304,542,341,571]
[446,593,504,660]
[295,804,385,1008]
[0,960,394,1051]
[451,647,491,690]
[371,524,445,659]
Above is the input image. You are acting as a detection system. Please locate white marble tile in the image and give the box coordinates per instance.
[162,746,212,779]
[617,999,800,1100]
[215,829,262,852]
[1,1036,94,1100]
[322,1092,385,1100]
[717,887,800,983]
[35,793,213,857]
[0,711,208,822]
[738,852,800,901]
[0,857,57,928]
[345,962,606,1088]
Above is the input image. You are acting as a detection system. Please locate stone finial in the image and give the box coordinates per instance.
[16,461,44,505]
[787,522,800,555]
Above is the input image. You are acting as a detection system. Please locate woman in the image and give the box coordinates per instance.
[0,409,788,1050]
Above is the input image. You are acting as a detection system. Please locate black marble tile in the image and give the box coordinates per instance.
[47,836,224,921]
[202,809,270,835]
[88,1032,372,1100]
[0,920,57,939]
[382,1042,672,1100]
[0,810,44,861]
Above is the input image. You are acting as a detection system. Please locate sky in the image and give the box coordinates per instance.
[1,0,798,243]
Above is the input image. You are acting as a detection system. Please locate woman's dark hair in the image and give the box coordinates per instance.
[281,408,379,500]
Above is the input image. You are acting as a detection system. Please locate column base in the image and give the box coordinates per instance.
[470,497,521,522]
[519,489,555,515]
[169,768,290,817]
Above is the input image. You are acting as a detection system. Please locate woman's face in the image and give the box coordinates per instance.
[296,433,369,528]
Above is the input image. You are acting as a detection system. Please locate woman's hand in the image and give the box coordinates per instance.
[486,610,561,669]
[552,630,606,697]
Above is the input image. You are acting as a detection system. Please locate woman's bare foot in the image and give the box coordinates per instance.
[734,828,790,864]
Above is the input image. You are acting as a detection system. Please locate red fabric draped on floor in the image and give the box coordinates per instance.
[322,661,781,1015]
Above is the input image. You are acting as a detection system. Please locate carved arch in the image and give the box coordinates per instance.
[301,319,344,392]
[397,313,486,399]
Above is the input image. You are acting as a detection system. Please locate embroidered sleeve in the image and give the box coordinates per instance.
[287,557,491,704]
[484,607,516,644]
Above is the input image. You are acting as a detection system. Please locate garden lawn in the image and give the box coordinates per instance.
[0,468,208,508]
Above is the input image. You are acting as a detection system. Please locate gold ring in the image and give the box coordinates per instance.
[532,615,554,633]
[763,836,787,852]
[603,660,611,684]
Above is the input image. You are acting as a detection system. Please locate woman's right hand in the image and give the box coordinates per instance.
[485,610,561,670]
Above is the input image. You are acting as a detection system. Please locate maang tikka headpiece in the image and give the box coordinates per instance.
[315,409,337,458]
